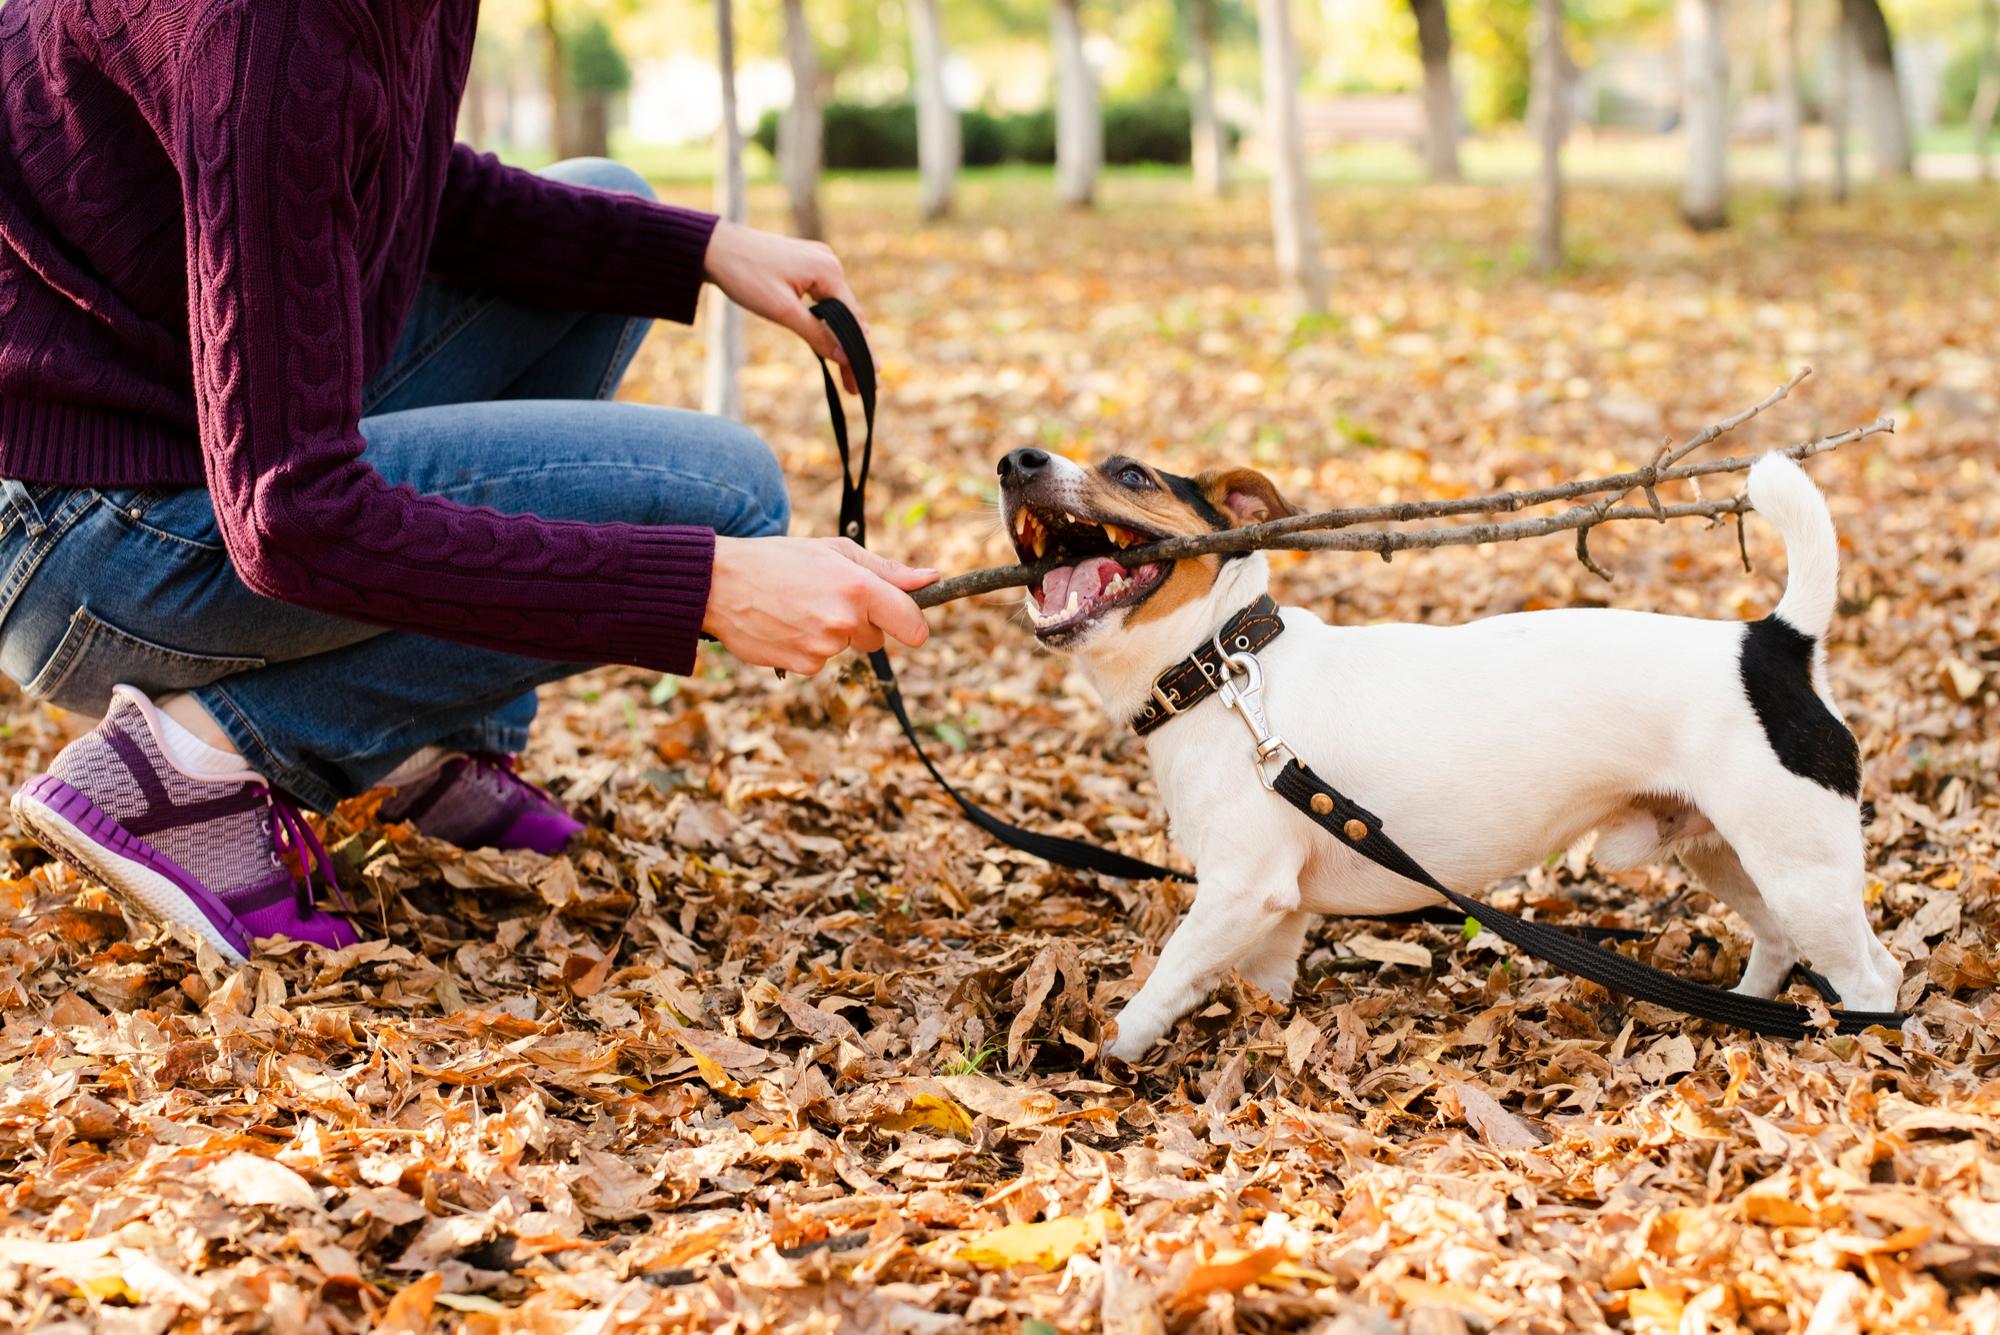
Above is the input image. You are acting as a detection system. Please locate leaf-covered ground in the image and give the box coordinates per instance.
[2,178,1997,1334]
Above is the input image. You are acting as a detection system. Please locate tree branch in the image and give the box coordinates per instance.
[911,409,1892,610]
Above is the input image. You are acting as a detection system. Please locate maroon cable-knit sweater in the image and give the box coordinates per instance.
[0,0,725,674]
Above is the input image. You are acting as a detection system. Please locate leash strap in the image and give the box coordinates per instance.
[807,300,1190,883]
[802,300,1892,1036]
[1268,758,1904,1037]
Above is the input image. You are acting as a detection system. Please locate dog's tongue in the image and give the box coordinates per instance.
[1038,556,1121,612]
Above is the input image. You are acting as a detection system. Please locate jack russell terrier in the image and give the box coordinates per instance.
[994,447,1901,1061]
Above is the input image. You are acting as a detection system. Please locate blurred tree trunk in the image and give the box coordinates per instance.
[1053,0,1100,209]
[1189,0,1228,196]
[1973,0,1999,185]
[1678,0,1727,231]
[1840,0,1912,177]
[1258,0,1325,312]
[704,0,745,421]
[1531,0,1568,272]
[1830,21,1853,202]
[463,64,489,149]
[575,97,610,158]
[540,0,572,160]
[1408,0,1461,181]
[780,0,823,238]
[1772,0,1801,209]
[911,0,958,220]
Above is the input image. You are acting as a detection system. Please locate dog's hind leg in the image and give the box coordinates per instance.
[1106,841,1306,1061]
[1702,789,1902,1013]
[1678,839,1797,998]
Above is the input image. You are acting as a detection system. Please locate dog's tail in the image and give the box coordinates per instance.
[1747,452,1838,639]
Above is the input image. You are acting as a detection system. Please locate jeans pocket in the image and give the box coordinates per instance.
[25,605,266,712]
[100,486,227,553]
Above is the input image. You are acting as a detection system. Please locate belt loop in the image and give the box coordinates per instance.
[1,480,45,538]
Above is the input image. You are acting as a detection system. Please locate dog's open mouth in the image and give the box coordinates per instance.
[1008,504,1168,639]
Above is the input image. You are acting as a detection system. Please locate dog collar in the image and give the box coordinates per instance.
[1129,595,1285,736]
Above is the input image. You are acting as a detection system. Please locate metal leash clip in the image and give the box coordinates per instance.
[1197,632,1293,790]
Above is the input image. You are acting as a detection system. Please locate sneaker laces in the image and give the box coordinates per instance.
[257,786,352,921]
[465,752,550,804]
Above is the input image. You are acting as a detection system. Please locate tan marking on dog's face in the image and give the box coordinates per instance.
[1123,466,1295,628]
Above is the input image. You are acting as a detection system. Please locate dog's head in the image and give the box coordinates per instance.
[997,448,1294,656]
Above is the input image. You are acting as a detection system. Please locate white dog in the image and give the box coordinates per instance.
[995,447,1902,1060]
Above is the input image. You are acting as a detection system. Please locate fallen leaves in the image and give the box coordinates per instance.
[0,176,1995,1333]
[959,1209,1120,1271]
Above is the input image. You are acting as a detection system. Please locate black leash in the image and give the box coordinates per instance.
[809,299,1185,883]
[804,300,1904,1039]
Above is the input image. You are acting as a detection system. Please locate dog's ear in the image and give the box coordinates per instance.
[1199,468,1295,527]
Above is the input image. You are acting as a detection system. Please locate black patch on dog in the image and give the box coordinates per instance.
[1739,616,1860,798]
[1161,471,1246,561]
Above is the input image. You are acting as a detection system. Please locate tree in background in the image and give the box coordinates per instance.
[566,17,631,159]
[705,0,745,420]
[1841,0,1913,178]
[1531,0,1569,272]
[911,0,958,220]
[780,0,824,239]
[1678,0,1726,231]
[1409,0,1462,181]
[1830,5,1855,202]
[1973,0,1999,184]
[1258,0,1325,311]
[539,0,571,158]
[1187,0,1229,195]
[1772,0,1802,210]
[1054,0,1102,208]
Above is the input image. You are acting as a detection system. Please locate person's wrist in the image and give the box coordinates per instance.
[702,218,739,284]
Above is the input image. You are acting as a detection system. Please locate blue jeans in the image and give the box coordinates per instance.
[0,159,787,812]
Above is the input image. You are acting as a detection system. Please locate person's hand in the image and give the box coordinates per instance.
[704,536,937,675]
[702,220,868,394]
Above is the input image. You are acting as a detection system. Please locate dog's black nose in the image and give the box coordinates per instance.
[998,447,1051,480]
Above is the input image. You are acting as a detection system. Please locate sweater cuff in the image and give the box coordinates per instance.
[593,524,717,674]
[600,196,720,326]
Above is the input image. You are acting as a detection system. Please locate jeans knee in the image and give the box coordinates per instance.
[539,157,657,203]
[737,434,791,539]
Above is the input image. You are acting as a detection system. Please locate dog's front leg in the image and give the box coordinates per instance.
[1106,842,1305,1062]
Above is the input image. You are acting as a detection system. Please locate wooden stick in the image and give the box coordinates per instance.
[911,415,1892,609]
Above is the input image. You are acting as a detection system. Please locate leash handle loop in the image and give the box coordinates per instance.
[808,299,875,546]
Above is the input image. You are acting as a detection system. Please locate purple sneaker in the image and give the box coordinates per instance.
[378,754,583,856]
[10,686,358,963]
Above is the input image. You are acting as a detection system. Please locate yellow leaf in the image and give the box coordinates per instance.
[77,1273,138,1303]
[1627,1288,1685,1331]
[879,1094,975,1138]
[960,1209,1119,1271]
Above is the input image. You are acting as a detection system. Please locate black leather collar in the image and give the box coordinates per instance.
[1129,595,1285,736]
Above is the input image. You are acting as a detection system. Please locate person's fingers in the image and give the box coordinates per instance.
[860,578,930,649]
[827,540,940,590]
[848,622,886,654]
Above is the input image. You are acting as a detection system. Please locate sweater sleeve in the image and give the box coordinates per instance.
[430,144,718,324]
[176,6,715,674]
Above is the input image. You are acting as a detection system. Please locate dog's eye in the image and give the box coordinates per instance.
[1116,464,1153,489]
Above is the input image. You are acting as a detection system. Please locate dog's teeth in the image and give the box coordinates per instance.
[1104,523,1136,548]
[1065,591,1079,614]
[1031,529,1046,559]
[1064,512,1079,524]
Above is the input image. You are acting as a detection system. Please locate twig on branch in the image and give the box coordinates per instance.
[910,386,1893,610]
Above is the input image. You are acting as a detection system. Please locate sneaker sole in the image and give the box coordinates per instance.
[11,775,253,965]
